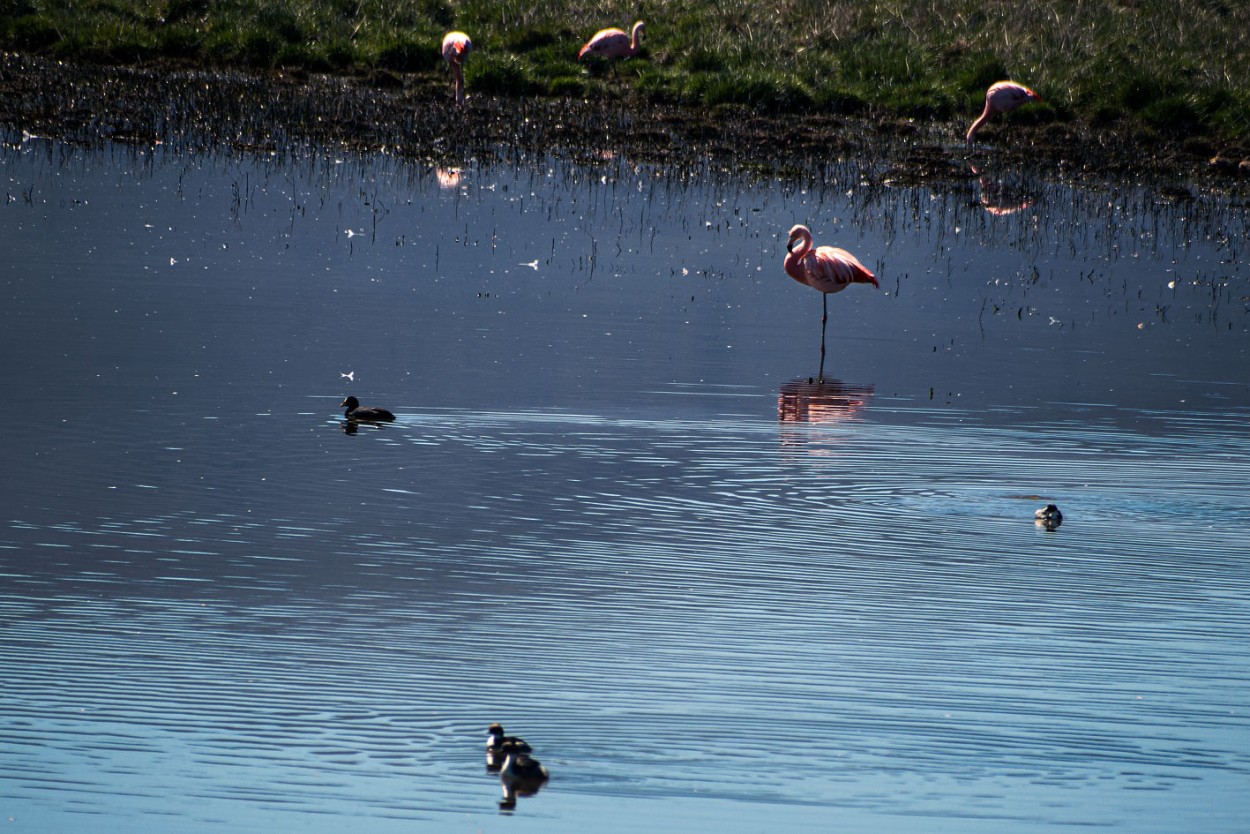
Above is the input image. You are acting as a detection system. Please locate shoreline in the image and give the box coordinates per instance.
[2,52,1247,193]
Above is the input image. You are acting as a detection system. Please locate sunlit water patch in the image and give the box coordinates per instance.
[1,137,1248,832]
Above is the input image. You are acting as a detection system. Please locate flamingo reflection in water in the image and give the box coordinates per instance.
[436,167,463,189]
[779,378,874,424]
[970,163,1034,216]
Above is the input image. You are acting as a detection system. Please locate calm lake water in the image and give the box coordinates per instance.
[2,135,1248,833]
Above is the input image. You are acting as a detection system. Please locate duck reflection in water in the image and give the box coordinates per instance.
[778,378,874,424]
[498,743,549,811]
[486,723,531,772]
[970,162,1034,216]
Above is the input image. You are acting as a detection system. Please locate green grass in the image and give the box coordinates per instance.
[2,0,1248,143]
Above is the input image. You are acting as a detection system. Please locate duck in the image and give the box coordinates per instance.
[339,396,395,422]
[487,724,531,753]
[498,748,549,808]
[1035,503,1063,529]
[486,724,532,769]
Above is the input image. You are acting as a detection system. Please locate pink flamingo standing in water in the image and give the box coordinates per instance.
[966,81,1042,149]
[442,31,472,105]
[784,224,879,377]
[578,21,645,71]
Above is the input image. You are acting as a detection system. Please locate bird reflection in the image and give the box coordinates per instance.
[498,745,549,810]
[778,378,874,424]
[484,724,548,811]
[436,167,463,189]
[970,163,1033,216]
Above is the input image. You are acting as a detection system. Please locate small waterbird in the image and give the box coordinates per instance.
[339,396,395,422]
[1035,503,1063,530]
[487,724,532,759]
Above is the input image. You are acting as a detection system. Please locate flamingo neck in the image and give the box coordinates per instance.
[783,236,813,284]
[966,108,991,144]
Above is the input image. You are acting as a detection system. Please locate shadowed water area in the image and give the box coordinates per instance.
[1,135,1248,832]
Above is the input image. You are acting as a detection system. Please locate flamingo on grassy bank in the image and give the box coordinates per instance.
[578,21,645,69]
[442,31,472,105]
[966,81,1042,149]
[783,224,879,377]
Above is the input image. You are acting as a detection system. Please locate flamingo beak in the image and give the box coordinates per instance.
[786,235,799,254]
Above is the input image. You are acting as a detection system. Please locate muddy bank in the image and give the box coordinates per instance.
[1,52,1245,192]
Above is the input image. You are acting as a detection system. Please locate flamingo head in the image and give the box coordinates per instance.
[786,224,812,254]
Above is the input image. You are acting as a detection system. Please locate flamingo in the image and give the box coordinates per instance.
[441,31,472,105]
[966,81,1043,149]
[783,224,879,376]
[578,21,645,71]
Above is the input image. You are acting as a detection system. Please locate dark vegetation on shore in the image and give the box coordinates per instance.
[3,0,1249,147]
[1,2,1249,189]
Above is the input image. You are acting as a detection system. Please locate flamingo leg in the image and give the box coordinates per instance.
[819,293,828,380]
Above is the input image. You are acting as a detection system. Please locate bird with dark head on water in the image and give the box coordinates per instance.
[339,396,395,422]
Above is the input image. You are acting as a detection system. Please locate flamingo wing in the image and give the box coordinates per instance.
[987,81,1041,114]
[800,246,878,294]
[579,28,630,59]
